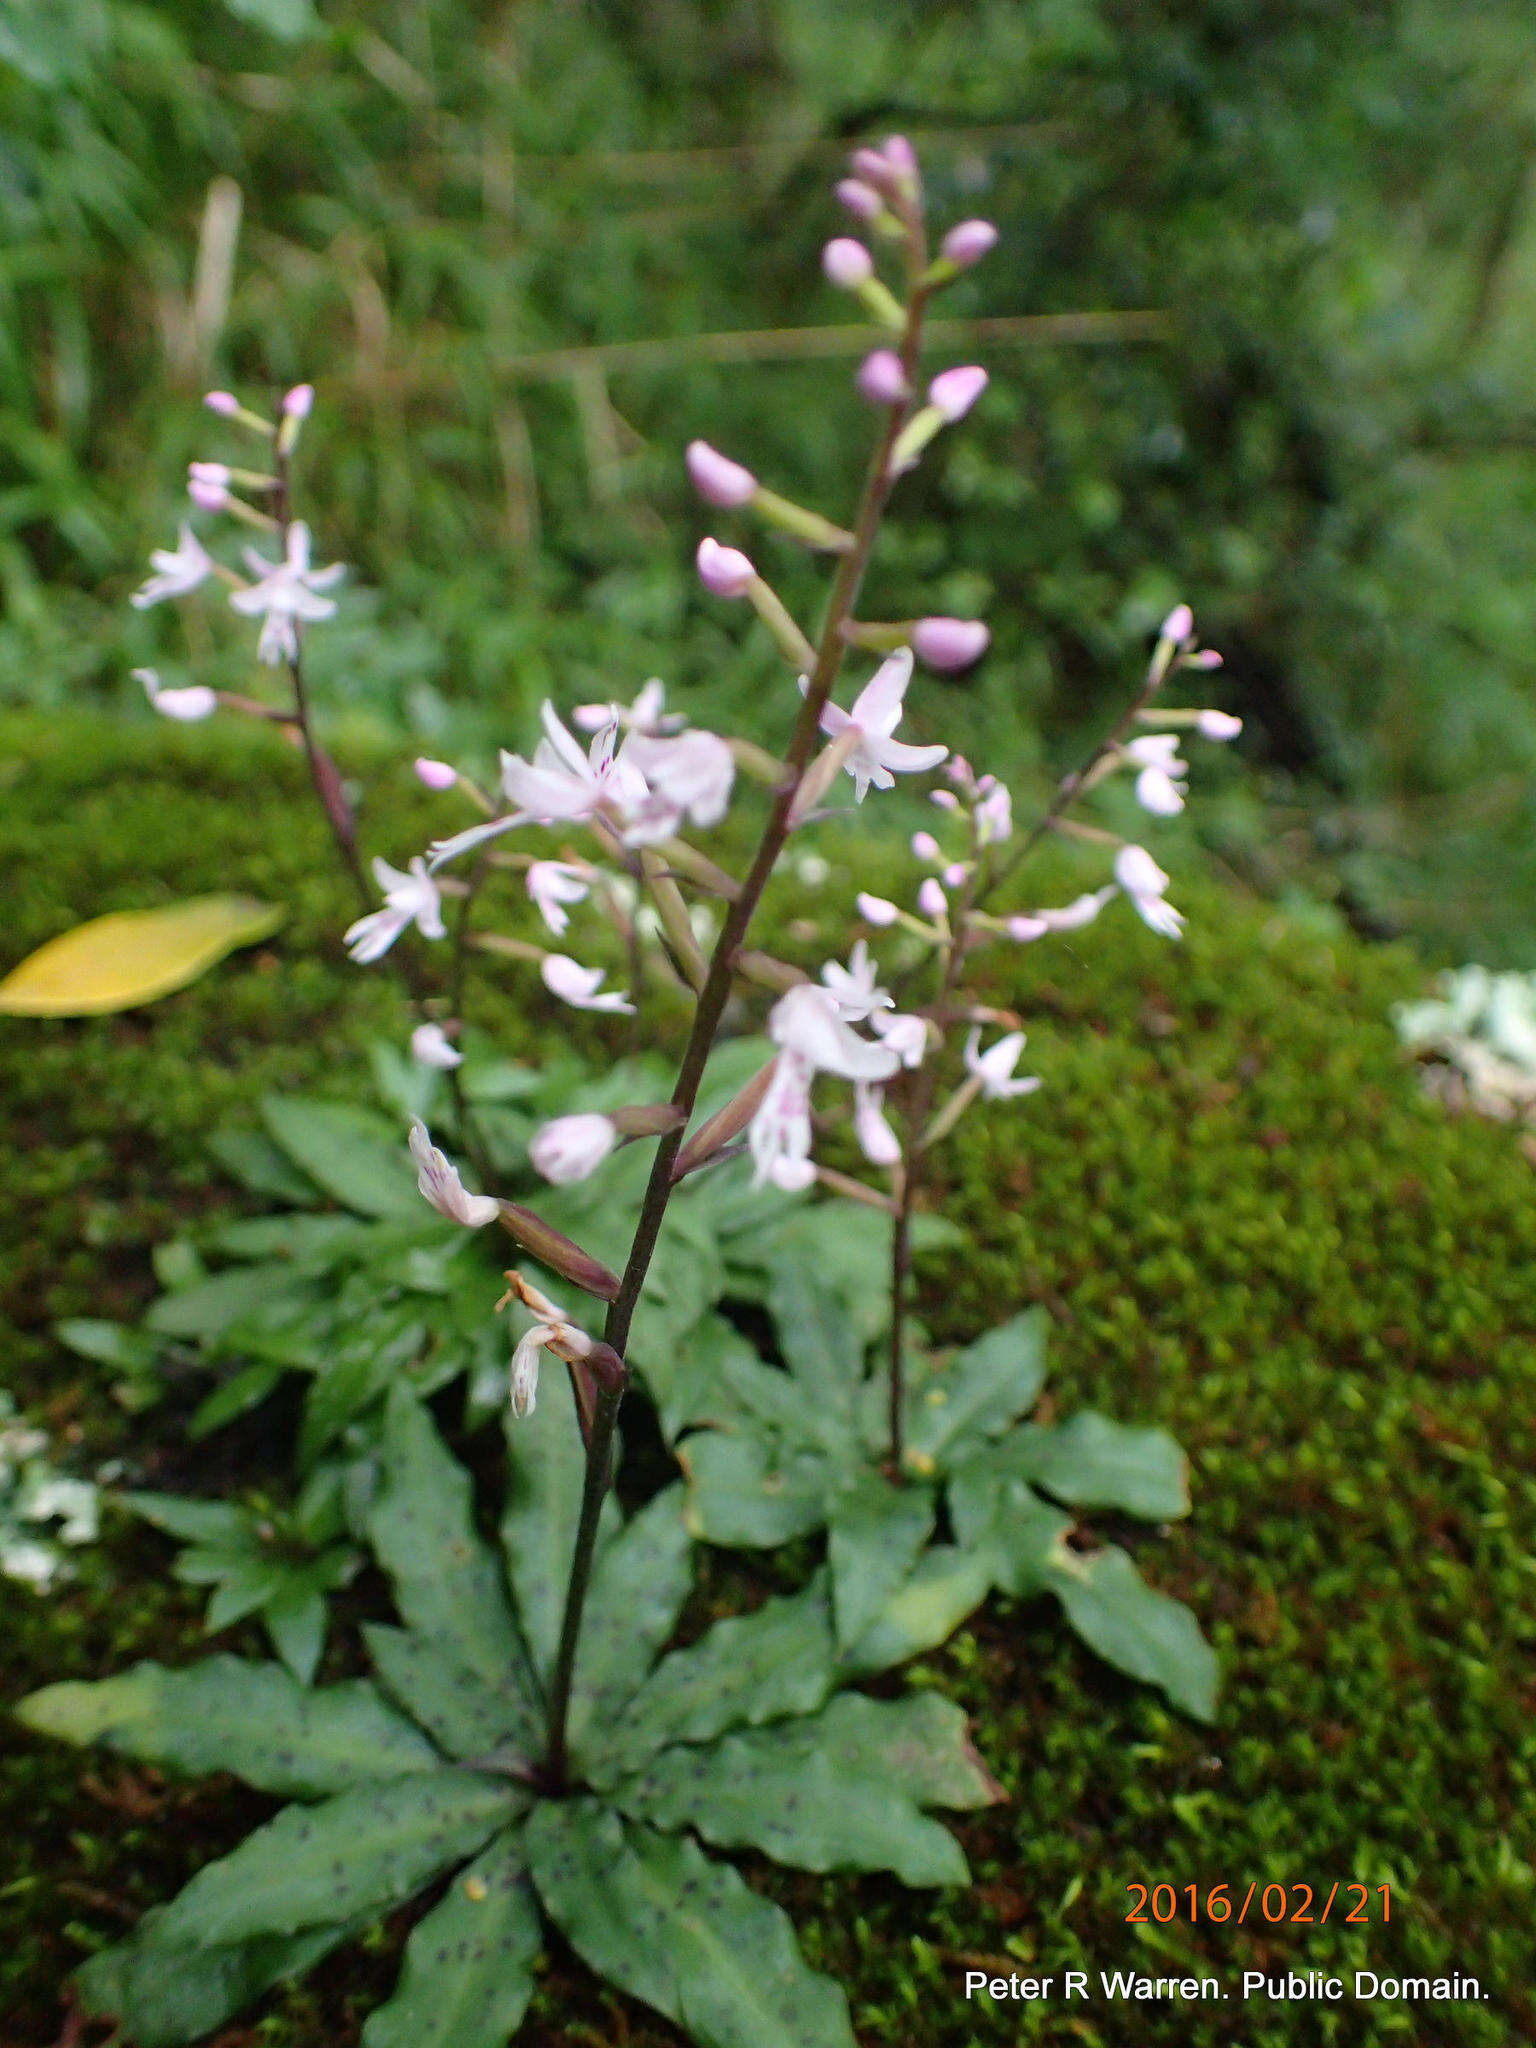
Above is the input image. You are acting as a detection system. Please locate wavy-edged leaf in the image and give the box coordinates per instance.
[840,1545,993,1676]
[1046,1542,1218,1721]
[500,1365,617,1682]
[0,895,284,1016]
[263,1584,328,1684]
[15,1657,436,1797]
[144,1264,318,1342]
[261,1093,423,1219]
[784,1690,1003,1811]
[569,1485,692,1745]
[1010,1411,1191,1519]
[119,1491,248,1545]
[639,1311,762,1443]
[680,1430,831,1547]
[363,1626,539,1763]
[153,1771,523,1946]
[362,1829,540,2048]
[613,1717,969,1887]
[525,1801,855,2048]
[76,1910,350,2048]
[827,1468,935,1650]
[371,1386,537,1712]
[586,1576,836,1783]
[895,1308,1049,1472]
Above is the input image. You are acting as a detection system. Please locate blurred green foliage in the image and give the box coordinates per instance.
[5,1,1536,953]
[4,717,1533,2043]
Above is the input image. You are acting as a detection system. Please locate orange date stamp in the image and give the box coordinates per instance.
[1125,1882,1392,1926]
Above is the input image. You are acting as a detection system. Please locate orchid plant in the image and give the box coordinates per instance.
[27,134,1243,2045]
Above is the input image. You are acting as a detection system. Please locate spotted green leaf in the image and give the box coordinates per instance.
[1010,1410,1191,1519]
[680,1431,832,1547]
[839,1545,993,1676]
[567,1484,692,1746]
[500,1365,618,1681]
[76,1912,351,2048]
[1045,1541,1218,1721]
[525,1800,856,2048]
[827,1467,935,1650]
[15,1657,436,1798]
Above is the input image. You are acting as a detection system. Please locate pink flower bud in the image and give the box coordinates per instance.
[943,862,968,888]
[204,391,240,416]
[530,1112,618,1187]
[911,830,941,861]
[188,476,230,511]
[856,349,910,406]
[1160,603,1194,644]
[282,383,315,419]
[1186,648,1224,670]
[856,892,899,926]
[851,146,899,190]
[882,135,918,180]
[911,617,990,671]
[836,178,883,221]
[940,219,999,268]
[189,461,231,486]
[415,756,458,790]
[917,877,947,919]
[1008,915,1049,943]
[929,788,959,811]
[822,238,874,289]
[927,366,988,422]
[696,537,756,598]
[686,439,757,508]
[1196,709,1243,741]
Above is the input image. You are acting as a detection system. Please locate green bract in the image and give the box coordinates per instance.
[678,1272,1218,1721]
[17,1381,1000,2048]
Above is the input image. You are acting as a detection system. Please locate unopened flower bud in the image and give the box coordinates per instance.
[530,1112,618,1186]
[1008,914,1049,942]
[189,461,231,487]
[1186,648,1224,670]
[822,238,874,289]
[188,476,230,511]
[1160,603,1194,645]
[1196,708,1242,741]
[911,616,990,671]
[696,536,756,598]
[911,830,941,861]
[836,178,883,221]
[685,439,757,508]
[856,349,910,406]
[882,135,918,180]
[942,862,968,888]
[917,877,947,920]
[927,366,988,422]
[410,1022,463,1069]
[940,219,999,268]
[204,391,240,416]
[929,788,959,811]
[282,383,315,419]
[414,756,458,790]
[857,892,899,926]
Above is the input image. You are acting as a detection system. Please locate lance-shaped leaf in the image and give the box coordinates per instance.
[371,1387,540,1721]
[891,1308,1049,1472]
[207,1123,323,1204]
[497,1200,621,1300]
[1008,1411,1191,1520]
[0,895,284,1016]
[151,1771,523,1947]
[791,1690,1004,1810]
[612,1708,971,1887]
[827,1467,935,1650]
[839,1545,994,1676]
[501,1364,618,1682]
[584,1575,836,1785]
[363,1626,538,1763]
[1044,1541,1218,1722]
[261,1094,423,1219]
[525,1801,856,2048]
[76,1909,352,2048]
[640,1312,761,1444]
[768,1266,863,1451]
[566,1485,692,1747]
[15,1657,436,1798]
[680,1430,832,1547]
[362,1829,540,2048]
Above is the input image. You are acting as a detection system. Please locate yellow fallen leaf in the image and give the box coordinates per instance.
[0,896,286,1016]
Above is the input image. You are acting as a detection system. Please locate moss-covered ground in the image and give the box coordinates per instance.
[2,713,1532,2046]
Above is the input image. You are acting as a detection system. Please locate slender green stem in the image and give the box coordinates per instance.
[541,1360,626,1791]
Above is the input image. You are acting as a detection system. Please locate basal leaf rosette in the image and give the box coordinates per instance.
[678,1271,1218,1721]
[17,1380,999,2048]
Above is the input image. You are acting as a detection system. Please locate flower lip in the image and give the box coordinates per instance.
[408,1119,499,1228]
